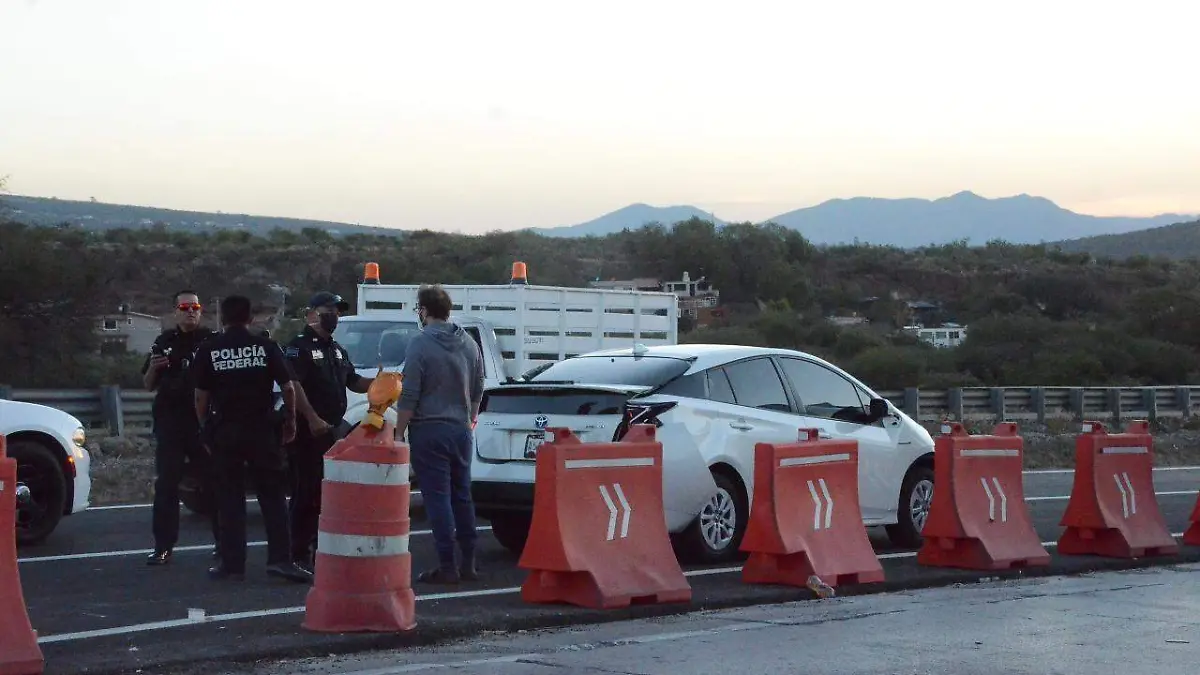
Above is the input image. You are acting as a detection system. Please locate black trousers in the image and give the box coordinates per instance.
[288,429,336,564]
[211,424,292,573]
[152,410,219,552]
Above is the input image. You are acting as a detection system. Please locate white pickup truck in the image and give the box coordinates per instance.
[331,262,681,430]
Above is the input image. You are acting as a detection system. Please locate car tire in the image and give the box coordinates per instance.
[886,464,935,549]
[488,512,532,555]
[677,470,748,565]
[11,440,67,546]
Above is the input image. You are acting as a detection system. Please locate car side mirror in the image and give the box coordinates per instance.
[869,398,890,421]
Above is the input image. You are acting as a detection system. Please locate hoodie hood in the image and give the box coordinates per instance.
[423,321,469,351]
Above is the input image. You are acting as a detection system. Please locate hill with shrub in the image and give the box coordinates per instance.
[3,212,1198,391]
[1052,219,1200,260]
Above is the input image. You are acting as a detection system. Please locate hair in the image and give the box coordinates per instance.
[174,289,199,304]
[417,284,453,321]
[220,295,253,326]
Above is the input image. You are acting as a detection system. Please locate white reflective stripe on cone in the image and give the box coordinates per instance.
[317,532,410,557]
[323,459,410,486]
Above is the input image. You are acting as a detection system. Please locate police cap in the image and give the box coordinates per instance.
[308,291,349,312]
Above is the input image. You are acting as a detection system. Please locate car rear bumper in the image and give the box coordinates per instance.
[470,455,535,517]
[471,480,535,515]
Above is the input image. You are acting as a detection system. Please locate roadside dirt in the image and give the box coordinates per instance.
[82,418,1200,505]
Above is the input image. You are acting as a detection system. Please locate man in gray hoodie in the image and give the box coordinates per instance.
[396,284,486,584]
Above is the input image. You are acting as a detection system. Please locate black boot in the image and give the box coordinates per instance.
[416,566,460,584]
[207,562,245,581]
[146,549,172,566]
[459,549,479,582]
[266,561,314,584]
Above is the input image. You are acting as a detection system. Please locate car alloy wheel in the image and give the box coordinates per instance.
[699,487,737,552]
[909,478,934,533]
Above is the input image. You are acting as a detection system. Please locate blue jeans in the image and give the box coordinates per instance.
[409,422,477,568]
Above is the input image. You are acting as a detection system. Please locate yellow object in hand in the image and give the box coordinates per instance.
[363,366,403,430]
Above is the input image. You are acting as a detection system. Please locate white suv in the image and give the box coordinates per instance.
[470,344,935,563]
[0,399,93,545]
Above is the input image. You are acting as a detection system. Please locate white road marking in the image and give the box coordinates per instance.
[76,466,1200,511]
[83,466,1200,510]
[87,490,425,511]
[83,467,1200,512]
[1023,466,1200,476]
[1025,490,1197,503]
[33,530,1191,645]
[29,490,1199,564]
[17,526,492,564]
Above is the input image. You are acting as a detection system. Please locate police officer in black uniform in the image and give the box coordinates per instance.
[141,290,220,566]
[191,294,311,583]
[284,291,373,570]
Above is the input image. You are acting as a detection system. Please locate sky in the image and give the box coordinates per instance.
[1,0,1198,233]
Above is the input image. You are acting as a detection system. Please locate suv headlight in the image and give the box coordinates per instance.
[71,427,88,459]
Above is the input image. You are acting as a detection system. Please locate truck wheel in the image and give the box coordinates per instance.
[886,464,935,549]
[11,440,67,546]
[488,513,531,555]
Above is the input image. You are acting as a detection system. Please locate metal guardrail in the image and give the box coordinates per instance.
[3,384,1200,436]
[874,386,1200,424]
[0,385,154,437]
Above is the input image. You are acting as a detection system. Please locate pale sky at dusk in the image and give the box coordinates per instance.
[2,0,1197,234]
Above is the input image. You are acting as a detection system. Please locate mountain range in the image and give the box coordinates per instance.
[533,191,1195,247]
[2,191,1195,250]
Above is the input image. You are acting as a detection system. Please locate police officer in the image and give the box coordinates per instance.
[191,294,311,583]
[141,290,220,566]
[284,291,373,570]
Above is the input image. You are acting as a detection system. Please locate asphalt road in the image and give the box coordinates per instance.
[14,467,1200,675]
[240,563,1200,675]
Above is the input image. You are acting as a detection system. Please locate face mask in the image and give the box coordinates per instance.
[319,313,339,333]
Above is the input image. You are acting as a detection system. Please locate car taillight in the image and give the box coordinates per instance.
[613,401,678,441]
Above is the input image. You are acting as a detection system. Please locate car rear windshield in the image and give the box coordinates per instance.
[482,389,631,416]
[526,355,692,388]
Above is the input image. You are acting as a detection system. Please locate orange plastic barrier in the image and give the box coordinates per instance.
[518,425,692,609]
[0,435,44,675]
[303,421,416,633]
[917,422,1050,570]
[740,429,884,588]
[1184,494,1200,546]
[1058,421,1179,558]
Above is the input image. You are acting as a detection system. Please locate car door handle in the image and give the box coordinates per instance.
[729,422,753,431]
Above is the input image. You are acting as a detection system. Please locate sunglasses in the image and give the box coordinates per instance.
[177,303,202,312]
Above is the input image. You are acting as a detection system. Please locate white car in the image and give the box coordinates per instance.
[470,344,936,563]
[0,399,92,544]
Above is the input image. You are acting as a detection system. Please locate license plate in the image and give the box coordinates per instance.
[524,432,546,459]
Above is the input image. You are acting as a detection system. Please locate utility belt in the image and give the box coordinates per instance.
[202,410,278,448]
[152,388,196,418]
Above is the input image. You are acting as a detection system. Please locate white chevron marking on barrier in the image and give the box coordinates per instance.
[598,484,631,541]
[807,478,834,530]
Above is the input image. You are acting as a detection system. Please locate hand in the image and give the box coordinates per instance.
[308,416,332,437]
[282,418,297,445]
[150,355,170,371]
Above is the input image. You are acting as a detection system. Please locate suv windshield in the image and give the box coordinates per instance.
[334,320,421,368]
[527,355,692,388]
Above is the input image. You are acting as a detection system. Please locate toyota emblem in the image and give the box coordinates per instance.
[534,415,549,430]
